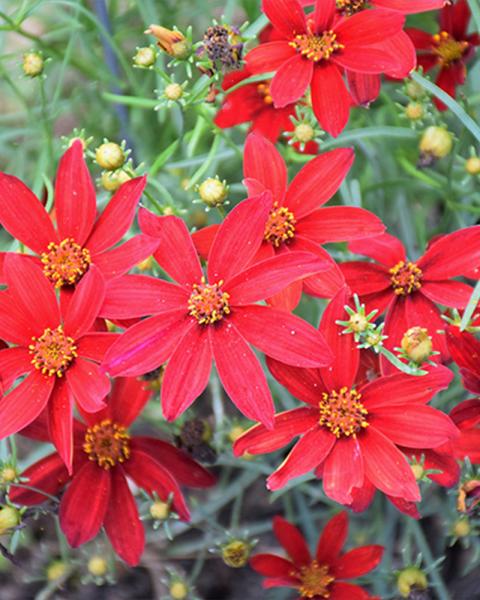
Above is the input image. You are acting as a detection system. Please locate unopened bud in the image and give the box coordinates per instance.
[397,566,428,598]
[0,505,20,534]
[198,177,228,207]
[466,156,480,175]
[419,126,453,167]
[96,142,125,171]
[0,466,17,484]
[46,560,68,581]
[221,539,251,568]
[170,580,189,599]
[405,80,426,100]
[411,463,425,481]
[146,25,190,59]
[133,46,157,67]
[294,123,315,143]
[100,169,131,192]
[87,555,108,577]
[405,102,424,121]
[348,313,369,334]
[150,500,170,521]
[401,327,433,364]
[164,83,183,101]
[452,518,470,537]
[22,51,44,77]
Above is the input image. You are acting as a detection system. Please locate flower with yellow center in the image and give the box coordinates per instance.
[264,202,296,248]
[432,31,469,67]
[294,560,335,599]
[29,326,77,377]
[290,24,344,62]
[188,277,230,325]
[83,419,131,469]
[41,238,91,287]
[389,261,423,295]
[319,387,369,438]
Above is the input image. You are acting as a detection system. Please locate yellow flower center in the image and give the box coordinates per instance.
[257,82,273,105]
[293,560,335,599]
[336,0,367,15]
[290,22,344,62]
[41,238,91,288]
[319,387,369,438]
[432,31,469,67]
[389,260,423,295]
[83,419,131,470]
[264,202,296,247]
[29,325,77,377]
[188,277,231,325]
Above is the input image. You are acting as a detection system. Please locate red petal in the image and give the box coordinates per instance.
[139,210,202,287]
[109,377,152,427]
[227,252,329,305]
[323,436,364,505]
[101,310,189,377]
[125,449,190,520]
[93,235,159,280]
[335,9,405,46]
[48,378,74,473]
[66,358,110,413]
[10,453,69,505]
[373,0,444,12]
[268,280,303,311]
[295,238,346,299]
[420,280,474,308]
[0,173,57,253]
[347,72,381,106]
[252,105,294,142]
[370,405,458,448]
[284,148,354,218]
[267,356,325,406]
[131,437,215,487]
[208,192,272,283]
[244,133,288,204]
[245,42,296,74]
[332,545,383,578]
[339,262,390,295]
[359,427,420,501]
[311,63,351,137]
[329,582,371,600]
[192,224,219,260]
[316,512,348,562]
[64,265,105,339]
[250,554,294,577]
[76,332,119,362]
[348,232,406,266]
[262,0,306,38]
[418,226,480,280]
[4,253,60,332]
[314,0,336,30]
[382,31,416,79]
[59,462,110,546]
[210,323,274,428]
[100,274,188,319]
[406,27,435,49]
[441,0,470,37]
[270,54,314,107]
[0,291,38,345]
[273,516,311,565]
[161,324,212,421]
[55,140,96,245]
[0,347,33,391]
[446,329,480,381]
[0,370,53,438]
[86,176,146,254]
[233,407,319,456]
[103,467,144,566]
[297,207,385,243]
[267,427,335,490]
[231,305,333,368]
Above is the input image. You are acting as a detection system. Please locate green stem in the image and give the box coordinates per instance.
[409,520,450,600]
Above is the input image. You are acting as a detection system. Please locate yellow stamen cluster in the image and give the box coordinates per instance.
[432,31,468,67]
[389,260,423,295]
[264,202,296,247]
[293,560,335,599]
[290,27,344,62]
[257,82,273,105]
[336,0,366,15]
[41,238,91,287]
[83,419,131,470]
[319,387,369,438]
[188,277,231,325]
[29,326,77,377]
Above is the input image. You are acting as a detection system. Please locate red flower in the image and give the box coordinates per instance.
[10,377,215,566]
[0,140,158,295]
[0,254,117,471]
[450,398,480,463]
[406,0,480,110]
[251,512,383,599]
[300,0,445,15]
[245,0,411,136]
[194,133,383,311]
[100,193,332,428]
[340,229,480,369]
[446,326,480,394]
[234,287,457,504]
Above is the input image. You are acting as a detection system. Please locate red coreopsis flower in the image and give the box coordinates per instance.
[340,229,480,368]
[450,398,480,464]
[194,133,384,311]
[245,0,412,136]
[234,287,457,505]
[100,193,333,428]
[407,0,480,110]
[9,377,215,566]
[251,512,383,599]
[0,254,117,471]
[0,140,158,298]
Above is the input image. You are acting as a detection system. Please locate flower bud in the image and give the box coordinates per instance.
[146,25,190,59]
[228,425,246,443]
[221,539,251,568]
[294,123,315,144]
[133,46,157,67]
[405,102,424,121]
[169,580,189,600]
[397,566,428,598]
[46,559,68,581]
[95,142,125,171]
[411,463,425,481]
[150,500,170,521]
[100,169,131,192]
[0,466,17,484]
[405,80,426,100]
[348,312,369,334]
[164,83,183,101]
[452,518,470,537]
[198,177,228,208]
[23,51,44,77]
[457,479,480,513]
[401,327,433,364]
[87,555,108,577]
[419,126,453,167]
[465,156,480,175]
[0,505,20,534]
